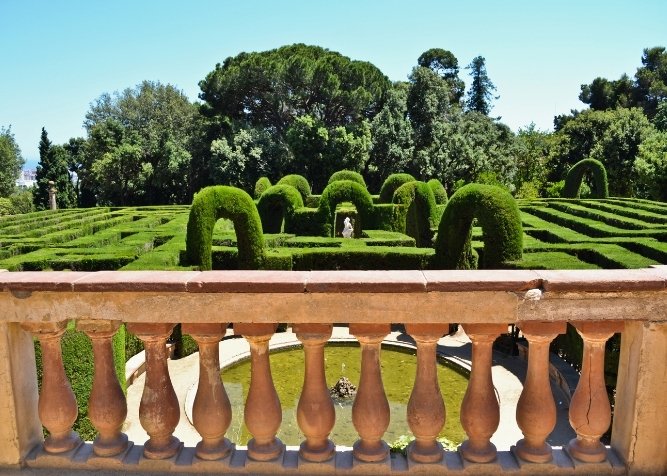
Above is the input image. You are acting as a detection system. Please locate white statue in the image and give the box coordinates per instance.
[342,216,354,238]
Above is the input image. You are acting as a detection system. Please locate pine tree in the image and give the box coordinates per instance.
[466,56,498,116]
[33,128,76,210]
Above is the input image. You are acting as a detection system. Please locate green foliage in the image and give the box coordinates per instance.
[34,128,76,210]
[633,130,667,201]
[417,48,464,105]
[434,184,523,269]
[427,178,448,204]
[465,56,497,115]
[563,159,609,198]
[318,180,375,236]
[185,186,265,270]
[327,170,366,188]
[288,207,329,236]
[257,184,304,233]
[277,174,311,202]
[367,203,405,232]
[515,181,541,199]
[392,181,438,247]
[254,176,272,199]
[407,66,453,154]
[0,126,24,197]
[378,173,416,203]
[514,123,553,193]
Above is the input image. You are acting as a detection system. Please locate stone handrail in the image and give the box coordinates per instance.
[1,268,666,475]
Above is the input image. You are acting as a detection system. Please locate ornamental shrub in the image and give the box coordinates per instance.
[392,181,438,247]
[318,180,375,237]
[427,178,448,205]
[562,158,609,198]
[254,176,272,199]
[257,184,304,233]
[378,173,416,203]
[434,183,523,269]
[328,170,367,188]
[185,186,265,270]
[277,174,311,202]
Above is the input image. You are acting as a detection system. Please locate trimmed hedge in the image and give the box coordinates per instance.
[434,183,523,269]
[427,178,448,205]
[254,177,272,199]
[378,173,416,203]
[318,180,375,237]
[563,159,609,198]
[257,185,304,233]
[185,186,265,270]
[277,174,311,202]
[368,203,405,232]
[328,170,367,188]
[289,207,329,236]
[392,181,438,247]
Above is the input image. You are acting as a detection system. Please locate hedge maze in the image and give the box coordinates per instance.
[1,175,667,272]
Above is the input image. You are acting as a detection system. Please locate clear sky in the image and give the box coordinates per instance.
[2,0,666,167]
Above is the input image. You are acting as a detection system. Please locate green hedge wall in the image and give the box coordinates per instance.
[318,180,375,237]
[327,170,367,188]
[434,183,523,269]
[427,178,448,205]
[277,174,311,202]
[368,203,405,232]
[378,173,416,203]
[392,181,438,247]
[254,177,272,199]
[288,207,329,236]
[563,158,609,199]
[185,186,265,270]
[257,184,304,233]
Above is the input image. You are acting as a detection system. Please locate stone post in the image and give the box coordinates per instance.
[459,323,505,463]
[236,323,284,462]
[405,323,449,464]
[78,320,129,457]
[48,181,56,210]
[182,323,232,461]
[126,323,181,460]
[514,321,565,463]
[294,324,335,462]
[566,321,622,463]
[21,321,81,454]
[349,323,391,463]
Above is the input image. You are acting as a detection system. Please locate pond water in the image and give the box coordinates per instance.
[221,342,468,446]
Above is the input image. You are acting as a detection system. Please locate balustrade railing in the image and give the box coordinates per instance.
[1,268,666,475]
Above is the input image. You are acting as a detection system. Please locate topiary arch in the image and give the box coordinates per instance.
[186,186,265,270]
[434,183,523,269]
[378,173,416,203]
[392,181,438,247]
[257,184,304,233]
[318,180,375,237]
[562,158,609,198]
[427,178,448,205]
[277,174,311,202]
[328,170,367,188]
[254,176,272,199]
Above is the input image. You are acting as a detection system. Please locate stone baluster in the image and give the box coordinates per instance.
[459,323,505,463]
[78,320,129,457]
[126,323,181,460]
[235,323,284,461]
[514,322,565,463]
[21,321,81,454]
[567,321,622,463]
[294,324,335,462]
[182,323,233,460]
[405,323,449,463]
[349,323,391,463]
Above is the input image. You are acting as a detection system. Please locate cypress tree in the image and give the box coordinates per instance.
[34,128,76,210]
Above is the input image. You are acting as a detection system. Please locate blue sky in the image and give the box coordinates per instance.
[2,0,665,167]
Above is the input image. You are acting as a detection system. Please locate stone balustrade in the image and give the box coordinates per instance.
[0,268,666,475]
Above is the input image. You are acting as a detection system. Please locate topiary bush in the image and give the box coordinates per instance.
[434,183,523,269]
[318,180,375,237]
[378,173,416,203]
[185,186,265,270]
[562,158,609,198]
[328,170,367,188]
[427,178,448,205]
[254,177,272,199]
[277,174,311,202]
[257,184,304,233]
[392,181,438,247]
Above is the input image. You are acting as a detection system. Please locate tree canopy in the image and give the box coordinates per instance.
[0,126,23,198]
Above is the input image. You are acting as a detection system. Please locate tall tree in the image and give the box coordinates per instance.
[634,47,667,119]
[0,126,24,197]
[417,48,465,106]
[34,128,76,209]
[465,56,497,116]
